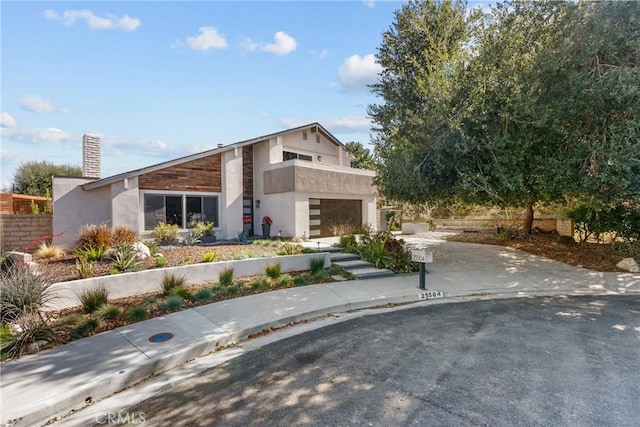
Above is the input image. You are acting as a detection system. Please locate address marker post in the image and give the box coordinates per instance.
[411,249,433,290]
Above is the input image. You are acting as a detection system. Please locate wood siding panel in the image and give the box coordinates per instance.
[243,146,254,197]
[139,154,222,192]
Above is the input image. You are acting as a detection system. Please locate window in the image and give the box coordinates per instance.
[283,151,313,162]
[144,193,219,230]
[303,132,308,140]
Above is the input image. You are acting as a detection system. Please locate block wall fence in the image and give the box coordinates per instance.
[0,214,53,253]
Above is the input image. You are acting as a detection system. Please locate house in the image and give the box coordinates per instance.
[52,123,377,247]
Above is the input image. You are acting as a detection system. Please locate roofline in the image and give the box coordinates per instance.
[83,122,344,191]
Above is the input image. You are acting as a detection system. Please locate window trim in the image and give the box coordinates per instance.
[140,190,221,232]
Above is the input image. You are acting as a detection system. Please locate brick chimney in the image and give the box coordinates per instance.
[82,134,101,178]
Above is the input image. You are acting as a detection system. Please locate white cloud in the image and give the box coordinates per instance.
[43,9,141,31]
[21,95,70,113]
[280,115,371,133]
[6,127,72,144]
[363,0,376,8]
[0,112,16,128]
[261,31,297,56]
[337,54,382,93]
[312,49,329,59]
[241,36,259,52]
[181,27,228,51]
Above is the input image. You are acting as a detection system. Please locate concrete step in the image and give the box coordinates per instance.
[330,252,360,262]
[332,259,375,270]
[349,267,395,279]
[322,246,345,253]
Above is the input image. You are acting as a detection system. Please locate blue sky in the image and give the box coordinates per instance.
[1,1,489,189]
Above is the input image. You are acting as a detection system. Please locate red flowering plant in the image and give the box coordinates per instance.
[243,215,252,224]
[262,216,273,225]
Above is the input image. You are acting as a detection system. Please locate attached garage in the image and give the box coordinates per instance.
[309,198,362,237]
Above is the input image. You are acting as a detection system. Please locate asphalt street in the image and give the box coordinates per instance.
[112,295,640,427]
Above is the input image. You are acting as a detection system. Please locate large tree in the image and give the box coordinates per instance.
[344,141,375,170]
[370,0,640,232]
[9,161,82,197]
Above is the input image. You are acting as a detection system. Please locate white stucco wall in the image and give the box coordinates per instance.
[222,148,243,239]
[52,177,111,248]
[281,130,341,165]
[111,177,139,233]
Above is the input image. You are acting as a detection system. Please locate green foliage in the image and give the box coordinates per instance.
[123,306,150,323]
[566,204,640,243]
[275,274,293,288]
[251,276,270,290]
[182,231,201,246]
[362,240,395,269]
[293,275,309,287]
[169,285,193,300]
[30,199,40,215]
[110,243,138,272]
[0,265,53,323]
[144,240,160,256]
[218,268,234,287]
[159,295,184,313]
[72,317,100,338]
[78,286,109,314]
[226,285,241,295]
[227,249,256,260]
[75,258,95,279]
[265,262,281,279]
[0,253,15,273]
[161,273,186,296]
[309,257,325,275]
[155,256,167,267]
[344,141,375,170]
[77,223,114,250]
[192,221,215,237]
[193,288,214,303]
[151,222,179,243]
[1,310,58,360]
[339,234,357,251]
[74,245,106,262]
[276,242,304,255]
[93,304,121,320]
[10,160,82,197]
[202,251,219,263]
[311,270,327,282]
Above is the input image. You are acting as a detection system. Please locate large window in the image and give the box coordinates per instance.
[144,193,219,230]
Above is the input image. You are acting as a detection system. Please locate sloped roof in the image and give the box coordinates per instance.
[83,122,345,190]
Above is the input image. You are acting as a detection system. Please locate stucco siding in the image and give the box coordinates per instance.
[53,177,111,248]
[111,177,139,234]
[222,149,243,239]
[263,162,376,195]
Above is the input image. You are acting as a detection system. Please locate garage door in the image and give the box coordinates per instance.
[309,198,362,238]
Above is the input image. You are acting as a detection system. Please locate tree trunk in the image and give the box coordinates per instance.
[524,204,534,234]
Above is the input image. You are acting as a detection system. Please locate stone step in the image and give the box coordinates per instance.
[330,252,360,262]
[332,259,375,270]
[350,267,395,279]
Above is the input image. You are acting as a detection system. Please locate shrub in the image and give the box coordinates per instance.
[123,306,150,323]
[192,221,215,237]
[339,234,357,249]
[0,265,53,323]
[155,256,167,267]
[251,276,270,290]
[361,240,394,269]
[170,286,193,300]
[265,262,281,279]
[309,257,325,275]
[144,240,160,256]
[293,275,309,286]
[77,223,113,250]
[110,243,138,272]
[183,231,201,246]
[74,245,106,262]
[151,222,179,243]
[276,274,293,288]
[202,251,219,263]
[193,288,213,303]
[159,296,184,313]
[0,253,15,272]
[93,304,121,320]
[33,241,65,259]
[276,243,303,255]
[76,258,95,279]
[218,268,234,287]
[78,286,109,314]
[226,285,241,295]
[112,225,137,246]
[311,270,326,282]
[0,310,57,360]
[72,318,100,338]
[161,273,186,296]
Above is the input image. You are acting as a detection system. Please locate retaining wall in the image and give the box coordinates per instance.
[0,214,53,253]
[46,252,332,310]
[402,217,574,237]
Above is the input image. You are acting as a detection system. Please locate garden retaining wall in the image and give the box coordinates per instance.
[402,217,574,237]
[46,252,332,310]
